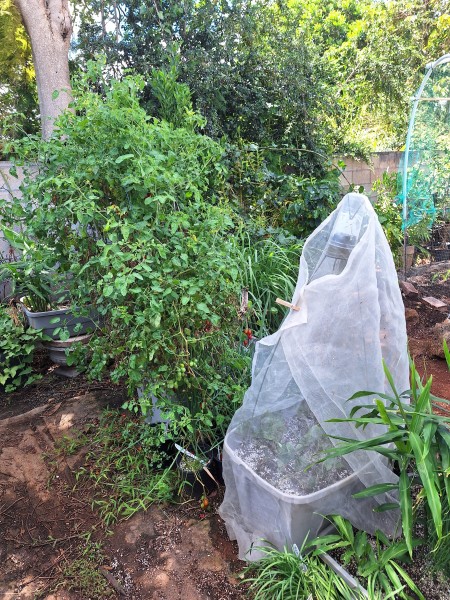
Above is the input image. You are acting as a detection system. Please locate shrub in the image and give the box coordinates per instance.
[320,360,450,563]
[1,62,250,446]
[0,304,44,392]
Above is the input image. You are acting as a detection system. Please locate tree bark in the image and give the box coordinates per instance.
[13,0,72,139]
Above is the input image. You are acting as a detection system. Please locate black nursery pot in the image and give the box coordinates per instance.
[176,447,218,500]
[211,447,224,486]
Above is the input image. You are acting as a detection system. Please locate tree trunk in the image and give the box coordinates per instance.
[13,0,72,139]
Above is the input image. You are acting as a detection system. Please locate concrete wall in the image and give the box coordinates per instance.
[338,151,402,200]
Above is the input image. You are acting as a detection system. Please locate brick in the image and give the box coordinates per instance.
[399,281,419,297]
[422,296,448,312]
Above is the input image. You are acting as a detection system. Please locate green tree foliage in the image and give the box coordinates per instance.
[74,1,330,173]
[292,0,450,151]
[73,1,343,235]
[0,0,39,148]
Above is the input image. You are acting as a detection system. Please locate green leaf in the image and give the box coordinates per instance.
[323,430,405,460]
[51,89,60,100]
[411,376,433,434]
[436,430,450,509]
[375,398,394,428]
[196,302,209,313]
[331,515,354,544]
[354,531,368,559]
[378,572,398,599]
[410,431,442,540]
[115,154,134,164]
[383,360,400,400]
[399,470,413,557]
[422,421,438,457]
[391,562,425,600]
[384,564,405,598]
[443,338,450,370]
[353,483,398,498]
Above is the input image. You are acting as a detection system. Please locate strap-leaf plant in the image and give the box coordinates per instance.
[320,359,450,559]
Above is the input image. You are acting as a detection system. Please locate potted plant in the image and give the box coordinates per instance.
[0,228,99,340]
[20,295,98,340]
[0,262,97,342]
[175,443,218,499]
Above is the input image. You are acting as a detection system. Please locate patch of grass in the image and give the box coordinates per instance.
[72,409,177,525]
[53,430,90,457]
[58,540,114,599]
[35,538,114,600]
[242,542,361,600]
[233,230,301,337]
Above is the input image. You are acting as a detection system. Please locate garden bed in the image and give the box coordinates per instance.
[0,261,449,598]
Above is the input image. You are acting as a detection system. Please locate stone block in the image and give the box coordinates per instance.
[399,281,419,297]
[422,297,448,312]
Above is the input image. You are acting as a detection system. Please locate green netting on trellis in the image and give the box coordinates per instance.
[398,56,450,228]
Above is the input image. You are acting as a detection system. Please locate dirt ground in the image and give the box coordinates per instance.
[0,261,449,600]
[402,260,450,402]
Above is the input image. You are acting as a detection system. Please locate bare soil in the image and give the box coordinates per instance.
[0,261,449,600]
[403,260,450,402]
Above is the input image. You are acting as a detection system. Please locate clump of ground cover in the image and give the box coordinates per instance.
[54,409,177,526]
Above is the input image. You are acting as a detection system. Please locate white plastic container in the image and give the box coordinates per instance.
[221,428,396,561]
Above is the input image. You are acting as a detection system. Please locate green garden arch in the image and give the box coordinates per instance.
[400,53,450,272]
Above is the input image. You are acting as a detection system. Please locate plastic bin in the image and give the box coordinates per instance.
[221,428,396,560]
[21,301,98,339]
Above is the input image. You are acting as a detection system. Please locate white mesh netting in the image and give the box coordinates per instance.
[219,193,409,559]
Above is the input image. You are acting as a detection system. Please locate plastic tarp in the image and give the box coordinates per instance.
[219,193,409,559]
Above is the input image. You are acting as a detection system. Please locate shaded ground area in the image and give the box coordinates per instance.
[0,395,244,599]
[403,260,450,403]
[0,350,127,421]
[0,261,449,599]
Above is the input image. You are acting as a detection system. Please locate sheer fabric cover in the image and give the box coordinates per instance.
[219,193,409,560]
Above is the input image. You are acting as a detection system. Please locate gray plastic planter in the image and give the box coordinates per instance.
[43,333,93,378]
[21,300,98,339]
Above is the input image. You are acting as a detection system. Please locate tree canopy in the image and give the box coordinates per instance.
[2,0,450,151]
[0,0,38,143]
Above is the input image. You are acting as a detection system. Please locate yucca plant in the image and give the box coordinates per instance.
[320,359,450,560]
